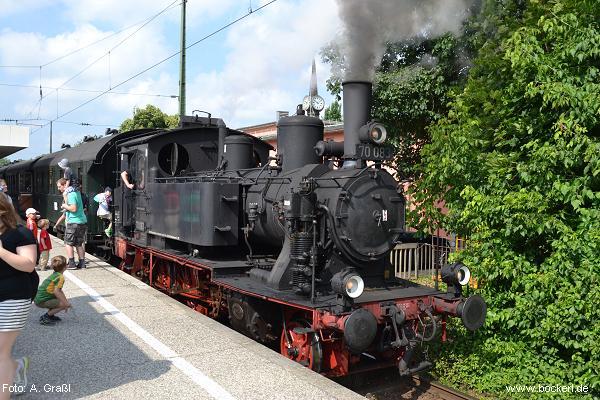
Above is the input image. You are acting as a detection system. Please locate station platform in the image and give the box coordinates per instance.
[13,236,365,400]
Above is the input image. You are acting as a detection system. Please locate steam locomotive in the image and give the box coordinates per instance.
[112,80,486,376]
[0,81,486,377]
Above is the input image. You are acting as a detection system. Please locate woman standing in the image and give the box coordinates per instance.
[0,195,37,398]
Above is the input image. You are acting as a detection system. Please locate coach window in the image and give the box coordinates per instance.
[19,172,32,193]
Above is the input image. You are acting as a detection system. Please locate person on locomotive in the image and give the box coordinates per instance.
[93,187,112,237]
[56,178,87,270]
[120,170,135,190]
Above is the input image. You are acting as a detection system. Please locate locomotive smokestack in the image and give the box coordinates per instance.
[342,81,372,167]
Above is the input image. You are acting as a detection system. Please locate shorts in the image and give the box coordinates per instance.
[35,299,60,309]
[65,223,87,246]
[0,299,31,331]
[98,213,112,220]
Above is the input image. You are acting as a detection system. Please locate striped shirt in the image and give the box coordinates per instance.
[0,299,31,331]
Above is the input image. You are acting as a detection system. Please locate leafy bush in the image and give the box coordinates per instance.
[411,1,600,398]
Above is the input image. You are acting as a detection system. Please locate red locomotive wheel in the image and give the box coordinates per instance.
[280,319,323,373]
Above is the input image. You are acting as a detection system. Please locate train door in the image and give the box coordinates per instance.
[132,147,149,246]
[117,151,135,235]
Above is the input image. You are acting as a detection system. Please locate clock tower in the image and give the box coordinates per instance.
[301,59,325,117]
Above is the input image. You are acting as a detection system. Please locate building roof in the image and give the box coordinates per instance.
[239,120,344,142]
[0,125,29,158]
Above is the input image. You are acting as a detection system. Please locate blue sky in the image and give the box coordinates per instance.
[0,0,340,160]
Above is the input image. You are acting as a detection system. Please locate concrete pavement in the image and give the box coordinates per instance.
[12,236,365,400]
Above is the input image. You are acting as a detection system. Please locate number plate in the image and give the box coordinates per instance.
[356,144,394,160]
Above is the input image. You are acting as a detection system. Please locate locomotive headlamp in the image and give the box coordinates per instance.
[359,122,388,145]
[441,263,471,286]
[368,124,387,144]
[441,263,471,297]
[344,275,365,298]
[332,269,365,299]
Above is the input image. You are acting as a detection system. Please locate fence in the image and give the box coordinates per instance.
[391,237,457,280]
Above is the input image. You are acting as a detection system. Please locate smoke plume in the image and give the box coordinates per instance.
[336,0,474,80]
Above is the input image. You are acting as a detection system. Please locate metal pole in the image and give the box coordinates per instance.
[178,0,187,120]
[49,121,53,153]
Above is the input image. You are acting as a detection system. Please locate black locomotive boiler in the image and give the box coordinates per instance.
[112,81,487,377]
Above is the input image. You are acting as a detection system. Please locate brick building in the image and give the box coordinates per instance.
[238,115,344,153]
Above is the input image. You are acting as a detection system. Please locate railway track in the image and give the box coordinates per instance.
[408,376,476,400]
[340,368,477,400]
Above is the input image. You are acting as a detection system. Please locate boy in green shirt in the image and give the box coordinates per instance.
[34,255,71,325]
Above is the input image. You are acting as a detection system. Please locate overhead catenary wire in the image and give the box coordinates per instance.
[0,1,181,69]
[0,82,177,98]
[57,0,180,90]
[23,0,180,119]
[1,118,119,128]
[29,0,280,136]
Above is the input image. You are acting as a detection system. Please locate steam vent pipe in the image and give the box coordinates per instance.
[342,81,372,166]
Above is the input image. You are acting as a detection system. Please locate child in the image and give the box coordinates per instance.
[58,158,80,205]
[34,255,71,325]
[37,219,52,271]
[94,187,112,237]
[25,207,38,239]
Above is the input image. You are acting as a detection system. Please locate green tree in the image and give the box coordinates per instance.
[323,100,342,122]
[120,104,179,131]
[411,0,600,397]
[0,158,10,167]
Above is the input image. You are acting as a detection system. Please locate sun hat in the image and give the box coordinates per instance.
[25,208,37,215]
[58,158,69,168]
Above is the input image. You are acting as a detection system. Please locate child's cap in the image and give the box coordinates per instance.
[25,208,37,216]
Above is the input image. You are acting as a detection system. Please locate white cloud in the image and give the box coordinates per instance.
[0,0,53,17]
[62,0,237,26]
[2,0,345,161]
[2,22,174,120]
[187,0,340,127]
[106,73,179,114]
